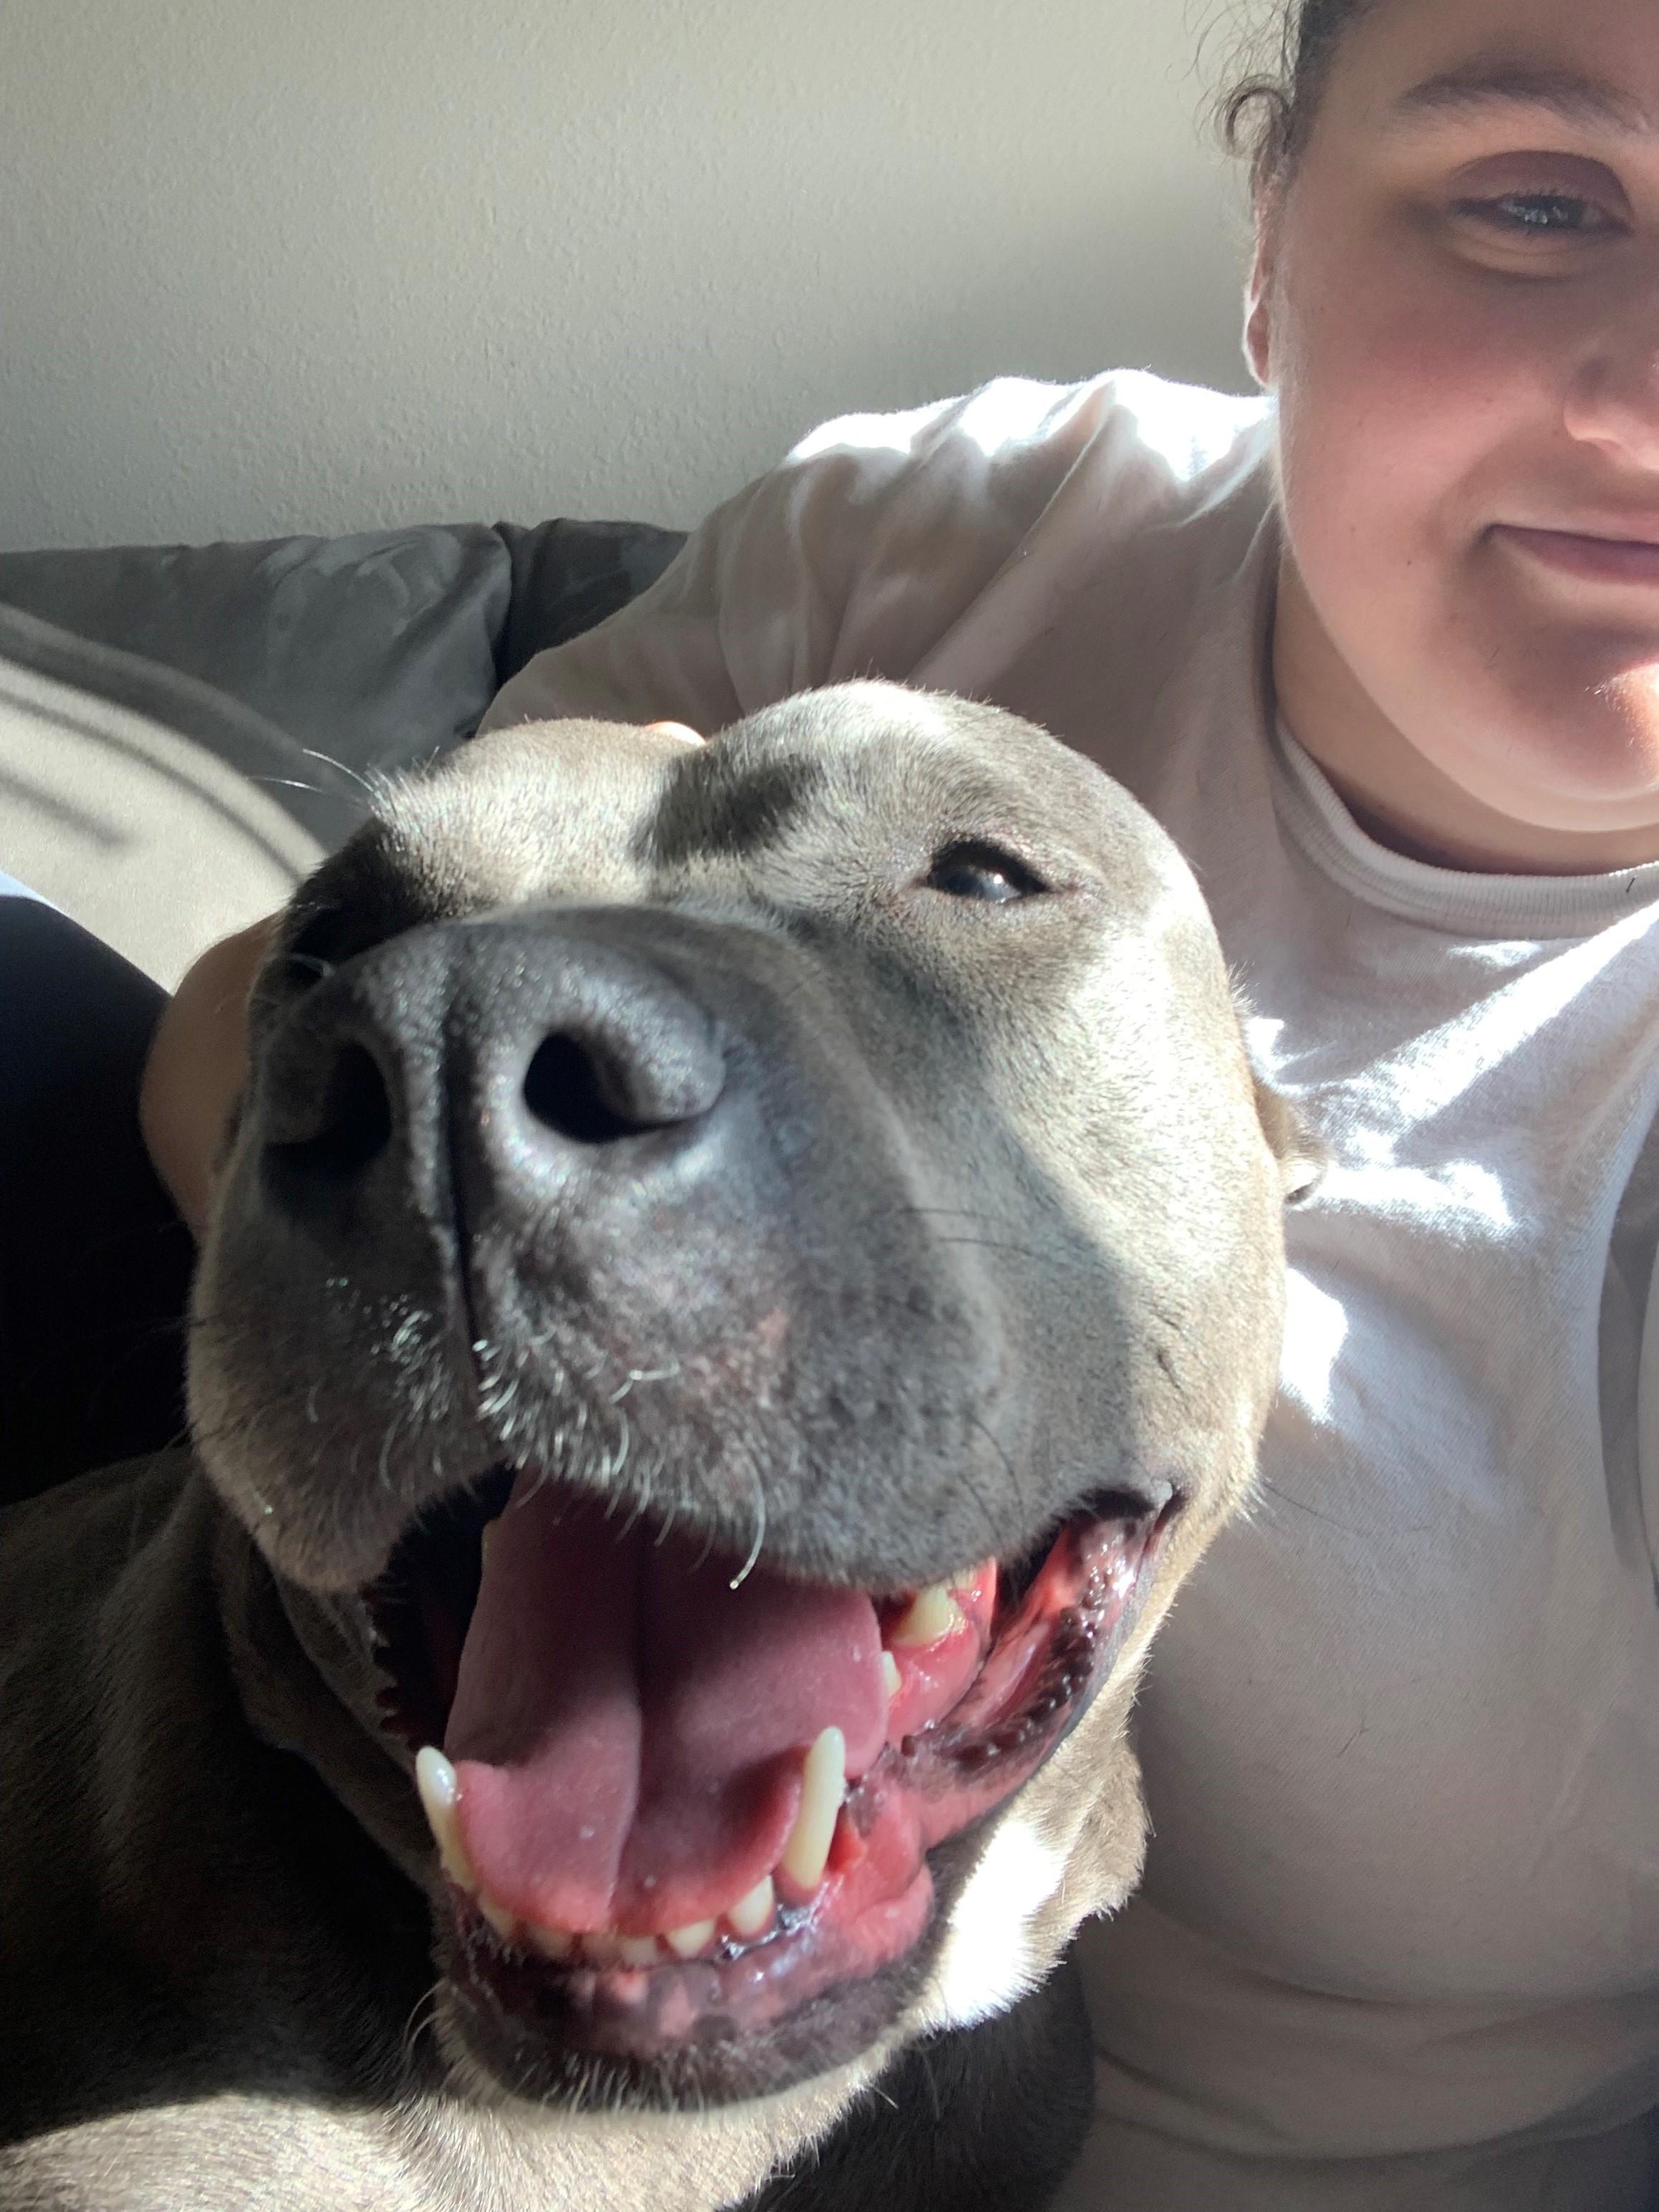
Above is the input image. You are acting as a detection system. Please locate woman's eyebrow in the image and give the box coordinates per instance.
[1385,61,1654,138]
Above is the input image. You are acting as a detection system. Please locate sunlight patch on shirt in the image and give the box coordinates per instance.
[1278,1267,1350,1422]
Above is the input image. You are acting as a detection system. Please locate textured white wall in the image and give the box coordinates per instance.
[0,0,1254,552]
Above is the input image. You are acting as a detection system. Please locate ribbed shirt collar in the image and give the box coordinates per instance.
[1270,718,1659,941]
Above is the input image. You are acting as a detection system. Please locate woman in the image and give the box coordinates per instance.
[144,0,1659,2201]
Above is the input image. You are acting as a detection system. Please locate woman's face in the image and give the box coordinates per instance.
[1254,0,1659,869]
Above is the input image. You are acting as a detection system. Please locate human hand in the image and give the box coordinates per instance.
[139,914,277,1237]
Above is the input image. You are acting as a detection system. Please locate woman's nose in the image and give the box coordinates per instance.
[1563,287,1659,469]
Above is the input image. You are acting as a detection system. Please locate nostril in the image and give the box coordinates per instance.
[523,1033,648,1145]
[266,1041,394,1183]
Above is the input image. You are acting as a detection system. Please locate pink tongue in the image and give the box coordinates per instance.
[445,1472,887,1933]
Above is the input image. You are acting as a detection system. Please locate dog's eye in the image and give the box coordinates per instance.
[923,842,1047,904]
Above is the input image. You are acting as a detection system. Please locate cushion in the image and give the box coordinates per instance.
[0,519,685,785]
[0,605,349,986]
[0,516,686,985]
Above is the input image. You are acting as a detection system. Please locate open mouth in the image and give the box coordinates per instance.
[365,1466,1178,2101]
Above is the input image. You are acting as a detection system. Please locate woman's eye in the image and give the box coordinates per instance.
[922,842,1047,903]
[1453,191,1620,239]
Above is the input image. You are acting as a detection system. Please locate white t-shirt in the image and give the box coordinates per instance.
[484,373,1659,2208]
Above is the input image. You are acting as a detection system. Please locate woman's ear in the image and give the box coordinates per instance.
[1243,201,1280,390]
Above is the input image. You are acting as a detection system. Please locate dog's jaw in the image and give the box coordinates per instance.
[186,686,1294,2188]
[274,1458,1181,2106]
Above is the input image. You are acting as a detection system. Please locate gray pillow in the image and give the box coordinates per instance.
[0,519,686,794]
[0,516,687,984]
[0,525,513,788]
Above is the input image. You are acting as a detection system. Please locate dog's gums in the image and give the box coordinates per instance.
[365,1466,1177,2087]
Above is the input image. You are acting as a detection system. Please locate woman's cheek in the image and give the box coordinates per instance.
[1276,232,1554,605]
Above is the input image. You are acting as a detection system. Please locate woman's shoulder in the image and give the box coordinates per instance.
[769,369,1272,546]
[709,368,1274,685]
[482,372,1274,735]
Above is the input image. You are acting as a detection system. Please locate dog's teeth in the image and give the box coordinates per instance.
[617,1935,662,1968]
[529,1922,573,1961]
[881,1650,903,1701]
[415,1745,477,1893]
[479,1893,519,1944]
[480,1518,499,1567]
[726,1875,774,1938]
[665,1918,716,1959]
[779,1726,845,1893]
[583,1930,626,1966]
[888,1583,963,1648]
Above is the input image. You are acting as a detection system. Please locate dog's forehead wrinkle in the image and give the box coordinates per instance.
[782,681,1156,842]
[647,686,1131,883]
[339,689,1156,943]
[640,743,832,870]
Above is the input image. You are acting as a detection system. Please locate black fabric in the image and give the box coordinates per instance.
[743,1949,1094,2212]
[494,519,684,688]
[0,898,193,1504]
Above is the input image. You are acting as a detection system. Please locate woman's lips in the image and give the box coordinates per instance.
[1495,524,1659,587]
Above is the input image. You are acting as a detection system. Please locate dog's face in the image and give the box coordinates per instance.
[190,683,1302,2129]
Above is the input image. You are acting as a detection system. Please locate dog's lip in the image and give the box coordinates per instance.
[367,1477,1178,2097]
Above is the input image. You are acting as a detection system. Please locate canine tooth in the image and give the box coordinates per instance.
[779,1726,845,1892]
[479,1893,519,1944]
[888,1583,963,1648]
[480,1518,499,1567]
[726,1875,774,1938]
[882,1650,903,1701]
[415,1745,476,1891]
[617,1935,662,1967]
[529,1923,573,1961]
[665,1918,716,1958]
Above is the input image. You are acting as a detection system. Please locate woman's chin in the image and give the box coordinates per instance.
[1413,686,1659,872]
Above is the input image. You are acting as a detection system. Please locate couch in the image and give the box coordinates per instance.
[0,513,684,1499]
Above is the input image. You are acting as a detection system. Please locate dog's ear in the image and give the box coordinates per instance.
[1252,1075,1324,1204]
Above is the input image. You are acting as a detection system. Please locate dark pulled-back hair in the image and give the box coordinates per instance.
[1221,0,1380,192]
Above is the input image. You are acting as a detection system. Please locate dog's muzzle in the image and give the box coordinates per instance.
[224,907,1180,2102]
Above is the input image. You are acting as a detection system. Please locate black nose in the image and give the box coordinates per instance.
[257,914,727,1223]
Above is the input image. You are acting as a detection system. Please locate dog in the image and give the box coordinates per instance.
[1,683,1314,2211]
